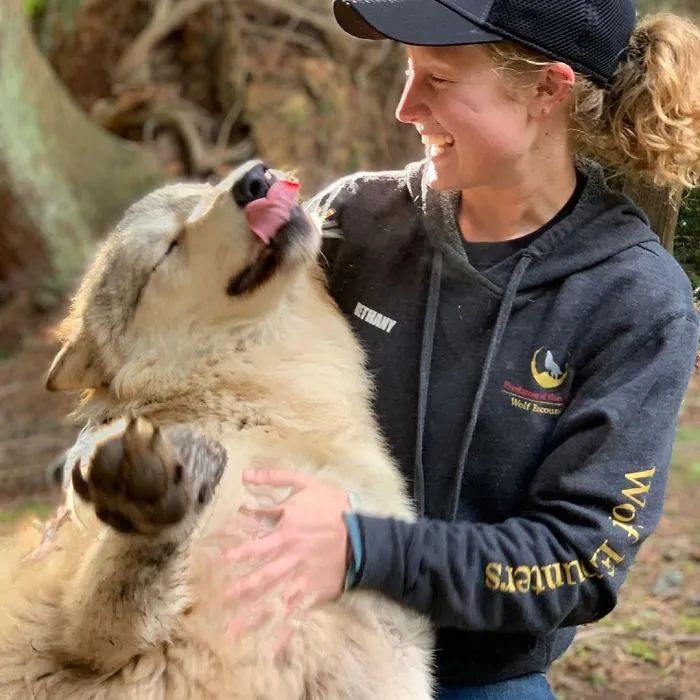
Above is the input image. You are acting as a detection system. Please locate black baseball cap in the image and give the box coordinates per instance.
[333,0,637,86]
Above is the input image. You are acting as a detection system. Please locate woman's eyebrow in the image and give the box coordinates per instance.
[413,58,459,74]
[414,48,470,72]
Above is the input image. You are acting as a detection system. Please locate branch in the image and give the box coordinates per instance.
[249,0,352,57]
[150,100,254,174]
[252,0,340,36]
[93,86,253,176]
[238,17,329,58]
[115,0,221,87]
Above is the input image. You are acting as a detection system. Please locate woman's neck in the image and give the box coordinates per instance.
[458,144,578,243]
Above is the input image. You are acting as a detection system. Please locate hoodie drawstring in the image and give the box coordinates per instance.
[413,247,443,516]
[413,250,534,520]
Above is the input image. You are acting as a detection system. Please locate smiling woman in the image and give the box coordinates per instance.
[210,2,700,699]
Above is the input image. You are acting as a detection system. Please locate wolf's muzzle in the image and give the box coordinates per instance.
[231,162,275,207]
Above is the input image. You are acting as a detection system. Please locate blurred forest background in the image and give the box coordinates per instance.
[0,0,698,698]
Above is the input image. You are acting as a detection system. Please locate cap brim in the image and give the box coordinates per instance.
[333,0,502,46]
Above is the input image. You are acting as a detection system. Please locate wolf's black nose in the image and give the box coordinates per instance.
[232,163,272,207]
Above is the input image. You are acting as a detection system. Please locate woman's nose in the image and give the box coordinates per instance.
[395,78,430,125]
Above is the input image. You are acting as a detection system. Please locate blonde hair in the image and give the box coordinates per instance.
[486,13,700,191]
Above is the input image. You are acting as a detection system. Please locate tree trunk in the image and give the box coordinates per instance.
[0,0,164,300]
[622,179,682,253]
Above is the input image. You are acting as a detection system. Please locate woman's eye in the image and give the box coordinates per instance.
[429,75,450,85]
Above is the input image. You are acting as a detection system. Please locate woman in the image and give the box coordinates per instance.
[221,1,700,697]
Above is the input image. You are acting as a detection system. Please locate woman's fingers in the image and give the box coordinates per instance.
[243,468,314,491]
[224,551,300,602]
[222,530,286,566]
[238,503,285,522]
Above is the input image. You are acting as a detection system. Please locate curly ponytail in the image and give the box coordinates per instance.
[582,13,700,190]
[487,13,700,190]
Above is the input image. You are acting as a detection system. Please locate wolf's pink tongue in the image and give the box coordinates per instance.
[244,179,300,244]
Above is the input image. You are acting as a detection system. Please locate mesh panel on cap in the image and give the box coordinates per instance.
[487,0,635,83]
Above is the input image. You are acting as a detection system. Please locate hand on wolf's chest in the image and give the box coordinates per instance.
[214,468,351,636]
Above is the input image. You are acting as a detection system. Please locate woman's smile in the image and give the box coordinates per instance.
[421,133,456,159]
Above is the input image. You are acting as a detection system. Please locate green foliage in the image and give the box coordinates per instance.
[586,670,608,689]
[671,426,700,485]
[0,499,54,524]
[680,616,700,634]
[23,0,46,18]
[636,0,698,18]
[55,0,84,32]
[676,190,700,296]
[625,639,658,663]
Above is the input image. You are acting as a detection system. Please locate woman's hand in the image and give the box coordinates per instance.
[219,468,351,642]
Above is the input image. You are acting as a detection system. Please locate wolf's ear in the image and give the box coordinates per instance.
[46,334,105,392]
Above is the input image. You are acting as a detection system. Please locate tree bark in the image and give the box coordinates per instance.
[0,0,164,299]
[622,179,682,253]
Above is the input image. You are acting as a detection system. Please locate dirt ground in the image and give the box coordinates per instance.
[0,305,77,502]
[0,310,698,698]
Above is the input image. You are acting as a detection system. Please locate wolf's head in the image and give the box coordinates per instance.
[46,161,321,398]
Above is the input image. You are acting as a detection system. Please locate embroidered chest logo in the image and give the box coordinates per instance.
[502,347,571,417]
[530,348,569,389]
[353,302,397,334]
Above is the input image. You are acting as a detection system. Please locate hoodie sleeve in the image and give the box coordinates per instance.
[349,311,698,633]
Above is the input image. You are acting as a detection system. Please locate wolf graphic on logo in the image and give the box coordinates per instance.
[530,347,569,390]
[0,162,433,699]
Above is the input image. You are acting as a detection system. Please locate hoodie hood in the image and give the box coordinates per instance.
[405,159,658,293]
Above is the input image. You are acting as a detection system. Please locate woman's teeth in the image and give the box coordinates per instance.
[421,134,455,157]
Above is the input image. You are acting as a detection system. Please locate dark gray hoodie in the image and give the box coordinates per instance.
[307,160,698,686]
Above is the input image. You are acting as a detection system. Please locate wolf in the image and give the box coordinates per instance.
[0,161,433,699]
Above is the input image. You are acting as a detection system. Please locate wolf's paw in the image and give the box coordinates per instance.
[71,417,227,536]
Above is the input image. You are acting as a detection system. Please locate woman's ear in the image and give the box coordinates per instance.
[531,62,576,118]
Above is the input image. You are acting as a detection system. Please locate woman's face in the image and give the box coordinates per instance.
[397,45,537,191]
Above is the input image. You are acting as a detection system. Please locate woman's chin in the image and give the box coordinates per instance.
[425,158,463,192]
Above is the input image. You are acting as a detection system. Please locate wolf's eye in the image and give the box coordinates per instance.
[165,230,185,257]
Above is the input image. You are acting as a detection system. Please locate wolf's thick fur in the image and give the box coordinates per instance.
[0,164,433,699]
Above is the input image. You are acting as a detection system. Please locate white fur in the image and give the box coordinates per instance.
[0,166,434,699]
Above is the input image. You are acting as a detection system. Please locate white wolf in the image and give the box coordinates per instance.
[0,162,433,699]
